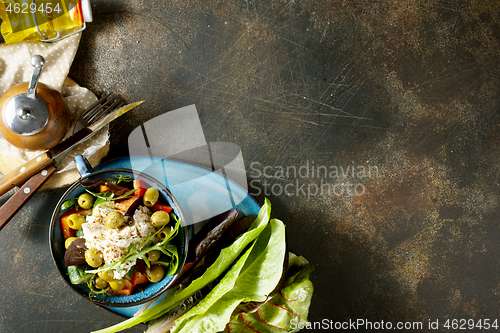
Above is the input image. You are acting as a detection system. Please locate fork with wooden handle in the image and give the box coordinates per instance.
[0,94,123,230]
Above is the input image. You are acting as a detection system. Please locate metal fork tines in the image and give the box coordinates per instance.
[72,93,123,134]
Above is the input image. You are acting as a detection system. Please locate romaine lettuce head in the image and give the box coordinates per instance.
[94,199,315,333]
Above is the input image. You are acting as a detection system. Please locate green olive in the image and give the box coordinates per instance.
[64,237,78,249]
[67,213,86,230]
[97,268,115,282]
[104,211,125,229]
[95,277,109,289]
[143,187,159,207]
[77,193,95,209]
[109,279,125,292]
[146,250,162,262]
[147,265,165,283]
[150,211,170,227]
[85,247,103,268]
[158,229,171,241]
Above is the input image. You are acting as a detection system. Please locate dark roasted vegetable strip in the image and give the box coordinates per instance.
[174,209,239,285]
[103,183,131,197]
[173,214,259,289]
[80,177,116,188]
[201,215,257,268]
[64,238,88,267]
[194,209,239,258]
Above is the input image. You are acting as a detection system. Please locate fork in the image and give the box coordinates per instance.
[57,93,123,170]
[72,93,123,135]
[0,93,124,230]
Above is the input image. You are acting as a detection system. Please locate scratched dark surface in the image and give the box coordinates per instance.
[1,0,500,332]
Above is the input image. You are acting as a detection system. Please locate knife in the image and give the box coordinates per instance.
[0,101,143,198]
[0,165,57,231]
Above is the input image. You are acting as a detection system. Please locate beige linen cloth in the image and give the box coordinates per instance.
[0,33,109,190]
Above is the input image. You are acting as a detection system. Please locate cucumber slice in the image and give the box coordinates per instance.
[125,264,136,280]
[68,265,92,284]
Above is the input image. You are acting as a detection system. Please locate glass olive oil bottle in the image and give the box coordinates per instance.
[0,0,92,44]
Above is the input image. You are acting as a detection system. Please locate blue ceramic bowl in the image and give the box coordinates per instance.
[49,156,188,307]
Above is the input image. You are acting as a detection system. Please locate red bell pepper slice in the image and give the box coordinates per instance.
[114,280,134,296]
[151,202,173,213]
[61,208,77,240]
[60,208,91,240]
[112,179,150,214]
[114,187,147,213]
[99,185,110,193]
[133,179,148,190]
[131,260,149,286]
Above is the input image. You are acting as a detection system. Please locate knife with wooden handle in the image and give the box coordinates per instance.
[0,165,57,231]
[0,152,53,196]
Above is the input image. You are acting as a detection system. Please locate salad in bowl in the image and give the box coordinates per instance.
[49,156,188,307]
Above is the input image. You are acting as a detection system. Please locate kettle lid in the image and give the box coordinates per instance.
[2,93,49,135]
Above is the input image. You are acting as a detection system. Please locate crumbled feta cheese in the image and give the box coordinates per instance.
[82,203,157,279]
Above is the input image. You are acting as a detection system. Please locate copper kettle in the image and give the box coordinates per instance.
[0,55,70,151]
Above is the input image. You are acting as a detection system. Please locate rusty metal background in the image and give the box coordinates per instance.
[1,0,500,332]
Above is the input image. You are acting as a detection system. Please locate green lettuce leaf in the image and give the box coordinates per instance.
[61,199,77,210]
[224,254,314,333]
[93,198,272,333]
[171,218,286,333]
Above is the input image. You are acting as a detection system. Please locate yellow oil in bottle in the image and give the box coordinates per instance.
[0,0,92,44]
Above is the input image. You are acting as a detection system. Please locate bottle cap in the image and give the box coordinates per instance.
[81,0,93,22]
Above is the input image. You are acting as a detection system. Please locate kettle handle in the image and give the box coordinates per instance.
[27,55,45,99]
